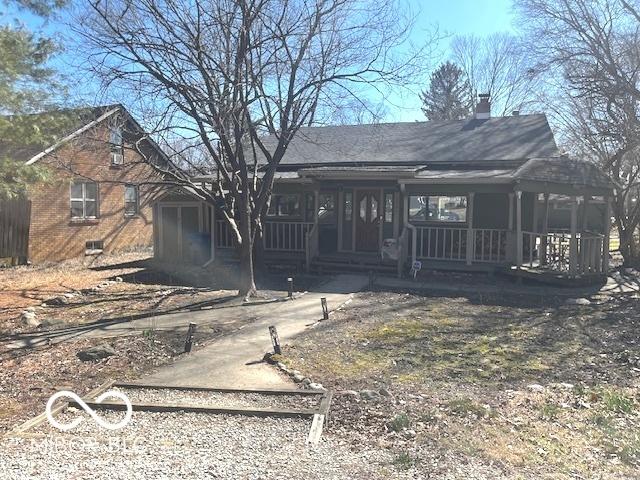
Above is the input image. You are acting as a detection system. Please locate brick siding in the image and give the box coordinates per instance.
[27,119,164,263]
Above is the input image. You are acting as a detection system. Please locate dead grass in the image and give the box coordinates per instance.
[281,290,640,479]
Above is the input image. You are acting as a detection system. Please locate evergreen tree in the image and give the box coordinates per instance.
[420,62,472,121]
[0,0,67,198]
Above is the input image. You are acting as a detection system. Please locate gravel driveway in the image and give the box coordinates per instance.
[1,411,399,479]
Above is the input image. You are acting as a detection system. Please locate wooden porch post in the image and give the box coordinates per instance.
[569,195,579,275]
[516,191,523,269]
[540,193,549,265]
[337,190,344,252]
[603,196,611,273]
[508,193,514,231]
[466,192,475,265]
[210,205,216,262]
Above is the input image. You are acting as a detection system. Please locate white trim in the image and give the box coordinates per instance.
[25,107,120,165]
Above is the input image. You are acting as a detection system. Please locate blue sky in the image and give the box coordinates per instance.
[10,0,518,122]
[389,0,517,121]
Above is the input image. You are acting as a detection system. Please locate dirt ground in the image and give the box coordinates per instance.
[0,250,237,335]
[281,288,640,479]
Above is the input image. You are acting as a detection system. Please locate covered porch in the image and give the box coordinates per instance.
[155,158,614,283]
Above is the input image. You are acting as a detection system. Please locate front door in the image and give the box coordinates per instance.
[356,190,380,252]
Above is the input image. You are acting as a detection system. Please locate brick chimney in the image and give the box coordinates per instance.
[475,93,491,120]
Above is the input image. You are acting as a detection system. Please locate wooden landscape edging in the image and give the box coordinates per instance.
[113,381,325,396]
[6,379,115,437]
[71,399,318,418]
[8,380,334,445]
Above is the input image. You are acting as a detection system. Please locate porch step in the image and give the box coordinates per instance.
[310,259,396,275]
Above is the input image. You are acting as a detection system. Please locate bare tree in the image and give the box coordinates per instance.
[451,32,540,116]
[516,0,640,265]
[74,0,427,297]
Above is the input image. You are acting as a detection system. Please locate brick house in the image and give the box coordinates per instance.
[1,105,166,263]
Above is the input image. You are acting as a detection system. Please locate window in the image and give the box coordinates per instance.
[268,194,301,217]
[70,181,98,219]
[384,193,393,223]
[124,185,139,216]
[318,193,336,224]
[110,126,124,165]
[344,192,353,221]
[408,195,467,223]
[85,240,104,251]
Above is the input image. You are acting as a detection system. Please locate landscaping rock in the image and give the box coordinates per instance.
[115,276,123,282]
[308,383,325,391]
[565,297,591,306]
[21,311,41,328]
[46,296,68,306]
[292,373,305,383]
[76,344,116,362]
[527,384,545,393]
[359,390,380,401]
[301,378,311,386]
[340,390,359,398]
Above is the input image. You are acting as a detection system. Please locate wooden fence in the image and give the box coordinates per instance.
[0,197,31,261]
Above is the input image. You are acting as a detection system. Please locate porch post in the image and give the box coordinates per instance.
[540,193,549,265]
[508,193,514,231]
[466,192,475,265]
[532,193,540,232]
[337,190,344,252]
[569,195,579,275]
[516,191,523,269]
[603,196,611,273]
[210,205,216,262]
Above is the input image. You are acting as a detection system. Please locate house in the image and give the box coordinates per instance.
[0,105,166,263]
[154,96,615,282]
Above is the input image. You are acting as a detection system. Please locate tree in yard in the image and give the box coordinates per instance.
[420,61,472,121]
[450,32,540,117]
[0,0,68,198]
[516,0,640,265]
[75,0,427,298]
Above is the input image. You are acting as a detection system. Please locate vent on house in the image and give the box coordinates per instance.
[111,151,124,165]
[85,240,104,255]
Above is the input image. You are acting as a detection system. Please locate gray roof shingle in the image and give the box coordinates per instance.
[259,114,559,166]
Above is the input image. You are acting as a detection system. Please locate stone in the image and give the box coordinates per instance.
[276,362,287,370]
[292,373,305,383]
[291,370,301,376]
[340,390,359,398]
[46,296,68,306]
[115,276,123,282]
[379,388,392,397]
[308,383,325,391]
[359,390,380,401]
[565,298,591,306]
[301,378,311,386]
[21,311,41,328]
[63,292,76,299]
[77,343,116,361]
[527,384,545,393]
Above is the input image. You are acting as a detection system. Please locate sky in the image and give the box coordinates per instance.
[9,0,518,123]
[388,0,518,121]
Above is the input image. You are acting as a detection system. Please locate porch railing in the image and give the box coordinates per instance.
[411,226,508,263]
[264,221,313,252]
[215,220,313,252]
[521,230,604,274]
[414,226,467,261]
[473,229,508,263]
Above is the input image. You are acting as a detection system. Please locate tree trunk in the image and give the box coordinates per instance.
[237,201,257,299]
[618,225,640,267]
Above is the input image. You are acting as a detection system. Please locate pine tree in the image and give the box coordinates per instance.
[420,62,472,121]
[0,1,67,198]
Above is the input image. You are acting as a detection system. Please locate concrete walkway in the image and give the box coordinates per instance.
[133,274,367,388]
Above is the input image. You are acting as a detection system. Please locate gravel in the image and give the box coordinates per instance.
[0,411,400,479]
[109,387,322,410]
